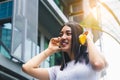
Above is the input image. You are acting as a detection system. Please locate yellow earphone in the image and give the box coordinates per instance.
[79,31,88,45]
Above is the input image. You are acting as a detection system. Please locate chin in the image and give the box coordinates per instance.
[61,47,70,52]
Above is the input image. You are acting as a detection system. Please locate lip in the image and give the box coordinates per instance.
[60,40,69,47]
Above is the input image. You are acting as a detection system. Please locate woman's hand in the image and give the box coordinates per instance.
[86,28,94,42]
[47,37,61,54]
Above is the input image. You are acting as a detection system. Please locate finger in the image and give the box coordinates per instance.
[51,39,56,45]
[57,37,61,48]
[51,38,60,46]
[83,31,88,35]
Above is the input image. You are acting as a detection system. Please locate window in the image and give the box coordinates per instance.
[0,22,12,59]
[54,0,69,18]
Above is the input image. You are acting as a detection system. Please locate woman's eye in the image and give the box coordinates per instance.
[66,32,72,36]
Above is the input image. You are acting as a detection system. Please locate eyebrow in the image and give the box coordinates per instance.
[60,30,71,33]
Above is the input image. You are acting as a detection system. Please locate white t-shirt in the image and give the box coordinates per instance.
[47,60,101,80]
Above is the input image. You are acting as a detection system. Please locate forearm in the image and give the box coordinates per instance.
[22,48,52,71]
[87,38,106,70]
[22,37,60,79]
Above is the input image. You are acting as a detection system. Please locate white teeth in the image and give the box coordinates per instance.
[61,40,68,45]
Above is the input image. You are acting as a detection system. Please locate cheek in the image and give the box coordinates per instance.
[68,37,72,44]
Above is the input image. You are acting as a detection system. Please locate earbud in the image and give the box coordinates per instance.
[79,31,88,45]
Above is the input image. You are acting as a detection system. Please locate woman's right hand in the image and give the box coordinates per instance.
[47,37,61,54]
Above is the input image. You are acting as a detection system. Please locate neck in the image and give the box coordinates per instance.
[67,52,74,60]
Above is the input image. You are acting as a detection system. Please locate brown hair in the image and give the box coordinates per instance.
[60,21,89,70]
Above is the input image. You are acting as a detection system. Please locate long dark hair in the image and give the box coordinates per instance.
[60,21,89,70]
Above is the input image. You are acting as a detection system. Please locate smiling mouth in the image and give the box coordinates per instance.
[60,40,69,47]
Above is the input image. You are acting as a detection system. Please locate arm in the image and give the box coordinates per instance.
[86,30,107,71]
[22,37,61,80]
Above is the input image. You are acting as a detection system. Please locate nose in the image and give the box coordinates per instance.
[61,33,67,39]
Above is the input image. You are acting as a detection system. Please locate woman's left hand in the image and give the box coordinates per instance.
[86,28,94,42]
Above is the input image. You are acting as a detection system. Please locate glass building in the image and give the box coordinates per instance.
[0,0,68,79]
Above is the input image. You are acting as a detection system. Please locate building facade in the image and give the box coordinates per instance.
[0,0,70,79]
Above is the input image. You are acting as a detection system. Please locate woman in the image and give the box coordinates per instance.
[22,21,107,80]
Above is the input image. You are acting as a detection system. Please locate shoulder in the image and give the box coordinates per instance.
[47,66,60,80]
[47,65,60,72]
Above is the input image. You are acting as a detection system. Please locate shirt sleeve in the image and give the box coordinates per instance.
[47,66,60,80]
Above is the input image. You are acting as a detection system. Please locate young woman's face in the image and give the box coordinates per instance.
[59,26,72,53]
